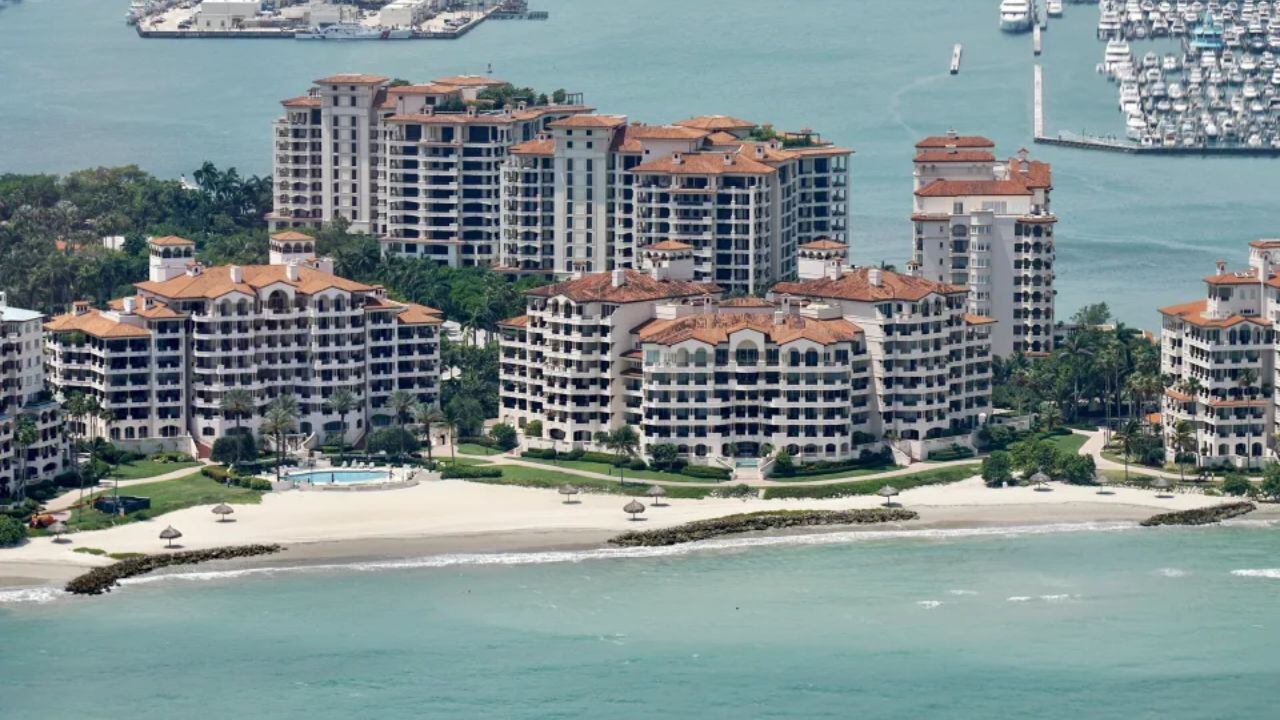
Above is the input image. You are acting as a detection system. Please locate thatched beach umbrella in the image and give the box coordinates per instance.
[558,483,580,504]
[1031,471,1052,492]
[48,521,68,543]
[211,503,235,522]
[623,499,646,521]
[1094,473,1115,495]
[645,484,668,507]
[1153,476,1174,499]
[876,485,900,507]
[159,525,183,548]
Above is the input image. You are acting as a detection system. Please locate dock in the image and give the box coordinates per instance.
[1033,64,1044,137]
[1033,24,1042,55]
[950,44,962,75]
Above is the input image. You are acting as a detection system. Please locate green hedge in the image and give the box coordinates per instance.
[441,465,503,479]
[679,464,732,480]
[927,444,975,461]
[0,515,25,547]
[764,465,978,500]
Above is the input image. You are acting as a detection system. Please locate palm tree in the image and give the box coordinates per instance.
[325,388,359,463]
[12,415,37,501]
[1236,367,1259,399]
[386,390,418,434]
[262,395,298,482]
[442,401,460,462]
[1057,334,1095,421]
[1171,420,1195,483]
[220,387,255,437]
[599,426,640,486]
[414,404,444,462]
[1115,418,1142,484]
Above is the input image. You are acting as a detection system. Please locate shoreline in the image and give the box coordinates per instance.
[5,485,1275,592]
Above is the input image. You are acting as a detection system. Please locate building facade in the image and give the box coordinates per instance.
[501,114,850,295]
[910,131,1056,357]
[499,244,992,466]
[44,234,442,453]
[1159,244,1278,469]
[1,292,65,495]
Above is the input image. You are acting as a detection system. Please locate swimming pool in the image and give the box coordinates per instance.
[289,470,390,485]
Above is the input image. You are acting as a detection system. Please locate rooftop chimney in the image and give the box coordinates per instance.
[723,153,733,166]
[868,268,883,287]
[121,297,136,315]
[671,151,682,166]
[229,265,243,284]
[1216,260,1227,275]
[286,262,300,282]
[611,268,627,288]
[72,300,90,316]
[754,145,765,159]
[0,290,6,309]
[466,104,478,117]
[946,128,958,139]
[570,262,584,280]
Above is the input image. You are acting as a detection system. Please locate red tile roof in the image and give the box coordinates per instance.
[631,151,776,176]
[915,134,995,149]
[526,270,721,304]
[773,267,966,302]
[913,149,996,163]
[282,96,322,108]
[799,239,847,251]
[45,309,152,339]
[548,114,627,129]
[135,264,374,300]
[510,138,555,155]
[150,235,195,247]
[643,240,694,252]
[675,115,755,131]
[914,179,1033,197]
[636,312,861,346]
[315,74,388,85]
[1158,299,1271,328]
[625,124,709,140]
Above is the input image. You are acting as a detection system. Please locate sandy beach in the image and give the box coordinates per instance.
[4,476,1274,588]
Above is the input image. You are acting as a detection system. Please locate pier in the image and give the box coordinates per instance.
[1034,64,1044,137]
[950,44,963,75]
[1033,24,1042,55]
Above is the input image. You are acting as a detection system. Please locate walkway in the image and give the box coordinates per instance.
[43,464,209,512]
[1072,428,1184,481]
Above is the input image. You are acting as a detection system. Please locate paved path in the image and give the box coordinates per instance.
[1072,428,1184,481]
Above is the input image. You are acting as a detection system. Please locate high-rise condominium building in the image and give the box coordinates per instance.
[269,73,593,267]
[270,75,850,294]
[43,234,442,454]
[501,114,850,294]
[1,292,65,495]
[498,242,991,467]
[909,131,1056,357]
[1159,242,1279,469]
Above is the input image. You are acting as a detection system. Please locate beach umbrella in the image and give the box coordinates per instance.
[48,521,68,543]
[645,484,668,506]
[876,485,900,507]
[1094,473,1115,495]
[1031,471,1052,491]
[211,503,235,522]
[1153,476,1174,498]
[623,499,646,521]
[159,525,183,548]
[558,483,580,504]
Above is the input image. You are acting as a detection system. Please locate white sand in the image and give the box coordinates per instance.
[2,476,1257,584]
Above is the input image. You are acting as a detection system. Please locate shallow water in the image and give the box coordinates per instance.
[3,522,1280,718]
[1,0,1277,326]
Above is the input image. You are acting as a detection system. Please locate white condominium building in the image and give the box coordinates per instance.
[500,114,850,295]
[270,73,592,267]
[1159,243,1279,469]
[498,242,992,466]
[910,131,1056,357]
[44,234,442,455]
[1,292,65,494]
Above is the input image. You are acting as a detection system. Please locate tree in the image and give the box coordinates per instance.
[211,433,257,465]
[261,395,298,482]
[220,387,254,437]
[367,427,419,458]
[325,388,359,462]
[0,516,25,548]
[386,390,418,434]
[414,404,444,462]
[444,394,484,438]
[524,419,543,439]
[1114,419,1142,483]
[598,426,639,485]
[1260,464,1280,501]
[489,423,518,451]
[1221,472,1252,497]
[1171,420,1195,483]
[982,451,1013,487]
[11,415,38,500]
[651,443,681,472]
[1055,454,1097,485]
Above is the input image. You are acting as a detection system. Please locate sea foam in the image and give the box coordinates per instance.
[1231,569,1280,580]
[0,587,65,604]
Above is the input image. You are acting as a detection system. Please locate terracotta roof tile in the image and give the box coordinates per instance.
[631,151,776,176]
[498,315,529,328]
[431,75,509,87]
[315,74,388,85]
[964,313,997,325]
[391,300,444,325]
[914,149,996,162]
[526,270,721,304]
[675,115,755,131]
[625,124,709,140]
[636,312,861,346]
[282,96,322,108]
[150,235,195,247]
[510,138,555,155]
[44,309,151,339]
[135,264,374,300]
[107,296,185,320]
[772,267,966,302]
[914,179,1032,197]
[642,240,694,252]
[1158,299,1271,328]
[915,134,995,149]
[1009,158,1053,189]
[799,239,847,251]
[270,230,314,242]
[548,114,627,129]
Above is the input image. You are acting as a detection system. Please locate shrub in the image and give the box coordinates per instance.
[524,420,543,438]
[53,470,84,488]
[982,451,1013,487]
[927,444,975,462]
[489,423,518,451]
[627,459,648,471]
[1054,453,1097,485]
[0,516,25,547]
[649,443,681,472]
[458,435,498,449]
[211,433,258,465]
[202,466,231,482]
[367,427,420,456]
[440,465,503,479]
[522,448,557,460]
[1261,464,1280,501]
[1222,473,1253,497]
[680,464,731,480]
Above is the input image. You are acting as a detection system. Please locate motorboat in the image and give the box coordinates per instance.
[1047,0,1064,17]
[999,0,1034,31]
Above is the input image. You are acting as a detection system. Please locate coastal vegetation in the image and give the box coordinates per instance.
[64,471,261,532]
[981,433,1096,487]
[762,464,978,500]
[1139,502,1256,527]
[0,515,25,547]
[608,508,919,547]
[453,463,723,499]
[64,544,284,595]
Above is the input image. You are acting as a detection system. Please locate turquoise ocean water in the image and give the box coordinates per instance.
[3,522,1280,718]
[2,0,1278,326]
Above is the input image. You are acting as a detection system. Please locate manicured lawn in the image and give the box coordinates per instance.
[109,458,200,480]
[456,443,502,456]
[1043,432,1087,456]
[769,460,900,483]
[763,464,980,500]
[518,457,722,484]
[65,471,262,532]
[463,465,717,499]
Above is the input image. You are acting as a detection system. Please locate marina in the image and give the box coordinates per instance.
[1039,0,1280,152]
[129,0,545,40]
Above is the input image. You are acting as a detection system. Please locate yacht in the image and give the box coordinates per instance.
[1105,39,1134,71]
[1047,0,1064,17]
[999,0,1034,31]
[295,24,412,40]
